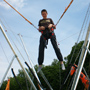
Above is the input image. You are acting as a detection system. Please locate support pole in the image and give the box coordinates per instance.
[18,34,41,84]
[71,23,90,90]
[85,47,90,54]
[0,55,15,88]
[0,24,37,90]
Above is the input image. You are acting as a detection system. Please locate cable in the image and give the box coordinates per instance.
[0,42,9,63]
[69,3,90,65]
[58,32,79,43]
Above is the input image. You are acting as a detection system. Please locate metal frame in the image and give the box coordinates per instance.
[0,55,15,88]
[0,24,37,90]
[71,23,90,90]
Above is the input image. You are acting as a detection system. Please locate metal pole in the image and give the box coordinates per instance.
[40,70,53,90]
[71,23,90,90]
[0,24,37,90]
[85,47,90,54]
[18,34,41,83]
[0,55,15,88]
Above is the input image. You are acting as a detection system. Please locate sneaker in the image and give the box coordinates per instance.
[61,63,65,70]
[37,66,42,73]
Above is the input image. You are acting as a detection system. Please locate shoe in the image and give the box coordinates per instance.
[37,66,42,73]
[61,63,65,70]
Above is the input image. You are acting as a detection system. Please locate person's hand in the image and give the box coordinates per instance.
[52,25,56,29]
[48,24,53,29]
[39,26,45,32]
[40,26,45,30]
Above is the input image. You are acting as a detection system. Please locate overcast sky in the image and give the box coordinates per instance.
[0,0,90,82]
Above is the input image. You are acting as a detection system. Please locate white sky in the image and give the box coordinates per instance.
[0,0,90,83]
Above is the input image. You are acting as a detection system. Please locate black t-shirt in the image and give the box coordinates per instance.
[38,18,54,34]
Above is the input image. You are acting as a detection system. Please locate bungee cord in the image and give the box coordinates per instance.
[3,0,38,30]
[56,0,73,26]
[3,0,73,30]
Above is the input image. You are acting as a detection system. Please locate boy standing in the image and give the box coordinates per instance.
[37,9,65,72]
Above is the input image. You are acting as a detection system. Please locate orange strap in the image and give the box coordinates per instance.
[56,0,73,26]
[4,0,38,30]
[60,0,73,19]
[4,0,32,25]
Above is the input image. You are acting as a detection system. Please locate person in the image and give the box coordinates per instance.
[37,9,65,73]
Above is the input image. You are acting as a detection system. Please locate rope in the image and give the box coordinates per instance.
[56,0,74,26]
[4,0,73,30]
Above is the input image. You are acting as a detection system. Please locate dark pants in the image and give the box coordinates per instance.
[38,33,63,65]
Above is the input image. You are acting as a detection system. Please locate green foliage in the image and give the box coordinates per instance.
[66,41,84,65]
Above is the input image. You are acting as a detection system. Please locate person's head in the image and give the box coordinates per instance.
[41,9,48,19]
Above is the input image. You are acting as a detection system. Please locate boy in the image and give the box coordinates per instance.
[37,9,65,72]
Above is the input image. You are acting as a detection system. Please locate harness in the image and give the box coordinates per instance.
[41,27,54,49]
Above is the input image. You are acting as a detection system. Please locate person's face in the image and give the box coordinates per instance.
[41,11,48,19]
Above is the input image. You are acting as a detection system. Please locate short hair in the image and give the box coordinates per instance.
[41,9,47,14]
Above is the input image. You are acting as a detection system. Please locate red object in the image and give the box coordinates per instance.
[70,64,77,76]
[5,30,7,32]
[51,28,54,31]
[41,31,43,34]
[70,64,89,89]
